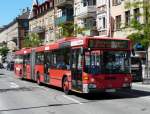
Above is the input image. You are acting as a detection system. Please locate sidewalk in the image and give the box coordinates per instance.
[132,82,150,89]
[142,78,150,84]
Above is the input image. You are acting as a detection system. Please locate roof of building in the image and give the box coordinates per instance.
[0,9,30,32]
[18,10,30,20]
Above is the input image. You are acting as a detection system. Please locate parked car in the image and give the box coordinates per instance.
[7,61,14,71]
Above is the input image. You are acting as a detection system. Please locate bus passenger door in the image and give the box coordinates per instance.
[30,49,36,80]
[44,52,50,83]
[71,49,83,91]
[23,55,26,78]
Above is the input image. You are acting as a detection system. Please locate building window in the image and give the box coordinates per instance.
[116,15,121,30]
[97,0,106,6]
[125,11,130,26]
[102,17,106,29]
[112,0,121,6]
[83,0,96,6]
[97,15,106,30]
[134,8,140,22]
[83,18,96,28]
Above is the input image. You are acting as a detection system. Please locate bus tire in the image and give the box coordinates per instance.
[36,73,41,85]
[62,77,70,95]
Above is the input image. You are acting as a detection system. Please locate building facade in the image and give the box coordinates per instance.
[74,0,98,36]
[96,0,110,37]
[29,0,55,44]
[111,0,144,38]
[97,0,144,38]
[54,0,74,39]
[0,9,29,50]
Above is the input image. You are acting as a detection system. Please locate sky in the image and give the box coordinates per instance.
[0,0,44,27]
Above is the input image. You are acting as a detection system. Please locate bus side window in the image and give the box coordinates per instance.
[45,52,52,68]
[24,54,30,65]
[36,53,44,65]
[52,49,70,70]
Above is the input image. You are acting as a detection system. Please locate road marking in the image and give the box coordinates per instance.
[63,95,83,104]
[10,82,19,88]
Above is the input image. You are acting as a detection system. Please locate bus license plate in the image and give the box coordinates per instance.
[106,89,116,92]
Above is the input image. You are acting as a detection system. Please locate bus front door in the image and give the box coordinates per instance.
[71,49,83,91]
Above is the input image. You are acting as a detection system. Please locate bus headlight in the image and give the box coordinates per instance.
[124,77,129,82]
[88,84,96,89]
[90,78,95,83]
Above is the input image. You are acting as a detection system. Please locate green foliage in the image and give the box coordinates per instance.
[23,33,42,48]
[59,22,74,37]
[125,1,142,9]
[58,22,86,37]
[130,19,143,31]
[125,0,150,49]
[0,46,9,57]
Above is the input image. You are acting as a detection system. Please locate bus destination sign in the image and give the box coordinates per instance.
[89,39,129,49]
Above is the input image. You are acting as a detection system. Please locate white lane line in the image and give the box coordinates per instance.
[10,82,19,88]
[63,95,83,104]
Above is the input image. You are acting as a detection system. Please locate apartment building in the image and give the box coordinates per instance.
[0,9,29,50]
[54,0,74,39]
[74,0,98,36]
[97,0,144,38]
[96,0,110,36]
[29,0,55,44]
[111,0,144,38]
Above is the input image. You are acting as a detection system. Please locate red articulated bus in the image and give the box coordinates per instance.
[14,36,132,94]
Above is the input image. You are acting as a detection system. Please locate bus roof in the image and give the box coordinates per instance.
[15,36,131,55]
[15,48,32,55]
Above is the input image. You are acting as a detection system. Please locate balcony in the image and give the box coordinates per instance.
[84,22,96,30]
[54,0,73,8]
[75,6,96,18]
[31,26,45,33]
[55,15,73,25]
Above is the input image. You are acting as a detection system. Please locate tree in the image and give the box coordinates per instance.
[125,0,150,49]
[58,22,86,38]
[23,33,42,48]
[125,0,150,79]
[0,46,9,57]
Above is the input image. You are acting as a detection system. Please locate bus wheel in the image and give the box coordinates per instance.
[63,77,70,95]
[36,73,41,85]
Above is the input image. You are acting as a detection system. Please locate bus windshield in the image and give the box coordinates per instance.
[84,50,130,74]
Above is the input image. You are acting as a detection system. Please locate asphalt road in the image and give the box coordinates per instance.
[0,69,150,114]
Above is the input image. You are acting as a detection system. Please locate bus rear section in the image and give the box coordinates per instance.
[14,49,32,80]
[14,56,23,78]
